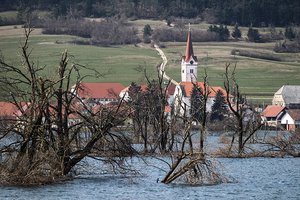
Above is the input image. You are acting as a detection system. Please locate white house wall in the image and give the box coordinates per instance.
[281,113,294,125]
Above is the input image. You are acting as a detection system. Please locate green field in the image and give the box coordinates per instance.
[1,20,300,104]
[0,26,160,87]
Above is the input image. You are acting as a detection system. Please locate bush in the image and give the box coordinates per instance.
[0,16,21,26]
[208,24,230,41]
[274,40,300,53]
[143,36,151,44]
[143,24,152,38]
[231,23,241,39]
[152,28,219,42]
[285,26,296,40]
[231,49,282,61]
[247,27,261,42]
[42,18,140,45]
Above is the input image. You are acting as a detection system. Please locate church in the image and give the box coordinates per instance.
[172,29,228,115]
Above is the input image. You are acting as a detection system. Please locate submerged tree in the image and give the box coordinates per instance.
[223,63,262,156]
[0,27,135,185]
[161,70,228,184]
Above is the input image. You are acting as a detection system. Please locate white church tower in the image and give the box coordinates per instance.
[181,28,198,82]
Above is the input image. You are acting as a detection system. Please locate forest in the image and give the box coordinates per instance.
[1,0,300,27]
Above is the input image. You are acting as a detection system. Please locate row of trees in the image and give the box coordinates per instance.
[3,0,300,26]
[42,17,140,46]
[150,24,297,43]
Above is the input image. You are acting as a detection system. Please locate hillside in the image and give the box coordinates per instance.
[1,17,300,104]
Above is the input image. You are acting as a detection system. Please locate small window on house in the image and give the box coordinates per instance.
[182,70,184,73]
[190,69,194,73]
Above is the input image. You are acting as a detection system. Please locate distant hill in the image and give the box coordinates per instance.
[1,0,300,27]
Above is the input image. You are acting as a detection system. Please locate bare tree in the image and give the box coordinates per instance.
[161,70,227,184]
[0,27,134,185]
[191,70,210,153]
[223,63,262,156]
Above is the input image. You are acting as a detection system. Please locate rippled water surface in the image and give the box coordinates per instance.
[1,156,300,200]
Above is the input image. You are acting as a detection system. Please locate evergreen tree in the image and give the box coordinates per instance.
[284,26,295,40]
[210,90,227,121]
[208,24,230,41]
[231,23,241,39]
[221,25,230,41]
[143,24,153,43]
[190,85,203,122]
[247,26,261,42]
[143,24,152,37]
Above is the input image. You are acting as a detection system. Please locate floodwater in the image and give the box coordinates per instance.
[1,157,300,200]
[1,133,300,200]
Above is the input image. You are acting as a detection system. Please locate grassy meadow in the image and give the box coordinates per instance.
[1,20,300,104]
[0,25,160,87]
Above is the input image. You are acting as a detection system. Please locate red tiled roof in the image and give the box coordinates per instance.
[287,109,300,121]
[180,82,228,98]
[0,102,18,117]
[262,105,285,117]
[77,82,125,99]
[121,84,148,94]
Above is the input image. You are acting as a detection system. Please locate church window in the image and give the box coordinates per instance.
[182,70,184,73]
[190,69,194,73]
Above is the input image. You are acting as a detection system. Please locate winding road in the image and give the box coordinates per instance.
[154,44,179,86]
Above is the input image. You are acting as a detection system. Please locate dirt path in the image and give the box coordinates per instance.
[154,44,179,86]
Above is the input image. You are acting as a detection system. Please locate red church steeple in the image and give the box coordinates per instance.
[183,26,197,62]
[184,30,194,62]
[181,25,198,82]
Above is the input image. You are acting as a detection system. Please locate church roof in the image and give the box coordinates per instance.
[183,31,197,62]
[179,82,228,98]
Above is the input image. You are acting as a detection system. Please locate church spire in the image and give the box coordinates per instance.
[184,25,194,62]
[181,25,198,83]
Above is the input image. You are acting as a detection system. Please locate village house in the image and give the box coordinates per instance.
[73,82,125,106]
[0,102,30,120]
[172,29,228,115]
[261,105,286,127]
[0,102,19,120]
[280,109,300,131]
[272,85,300,108]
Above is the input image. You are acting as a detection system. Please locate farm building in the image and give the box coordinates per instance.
[261,105,286,127]
[72,82,125,106]
[272,85,300,108]
[280,109,300,132]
